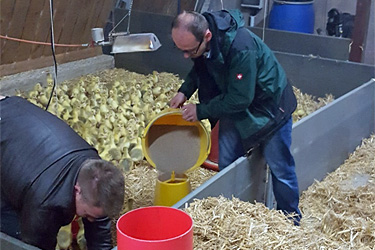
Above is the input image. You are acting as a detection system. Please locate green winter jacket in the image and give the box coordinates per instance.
[178,9,296,150]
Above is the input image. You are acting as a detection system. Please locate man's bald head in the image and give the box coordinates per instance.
[172,11,209,41]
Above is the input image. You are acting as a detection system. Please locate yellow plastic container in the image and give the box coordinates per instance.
[154,172,191,206]
[142,108,211,173]
[142,108,211,206]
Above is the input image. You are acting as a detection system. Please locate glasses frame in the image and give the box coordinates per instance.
[177,36,204,55]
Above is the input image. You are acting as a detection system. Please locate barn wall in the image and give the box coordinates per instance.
[0,0,113,77]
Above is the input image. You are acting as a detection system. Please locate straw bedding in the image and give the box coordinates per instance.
[299,134,375,249]
[121,160,218,211]
[183,135,375,249]
[112,135,375,249]
[17,68,339,249]
[292,86,335,122]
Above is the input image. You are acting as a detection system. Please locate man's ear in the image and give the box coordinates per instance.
[205,29,212,42]
[74,184,81,195]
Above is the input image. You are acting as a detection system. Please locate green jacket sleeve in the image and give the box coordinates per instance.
[178,67,198,99]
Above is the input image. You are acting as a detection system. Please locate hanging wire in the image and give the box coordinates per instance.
[45,0,58,112]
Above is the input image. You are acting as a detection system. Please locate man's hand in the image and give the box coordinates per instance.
[182,104,197,122]
[170,92,187,108]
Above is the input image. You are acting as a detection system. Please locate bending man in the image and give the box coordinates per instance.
[1,95,125,249]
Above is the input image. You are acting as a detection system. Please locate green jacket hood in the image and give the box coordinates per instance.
[203,9,245,61]
[204,9,245,30]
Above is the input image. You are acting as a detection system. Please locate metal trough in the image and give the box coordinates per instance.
[249,27,351,61]
[0,233,40,250]
[174,78,375,209]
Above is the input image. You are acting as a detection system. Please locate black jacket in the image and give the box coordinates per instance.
[0,96,112,250]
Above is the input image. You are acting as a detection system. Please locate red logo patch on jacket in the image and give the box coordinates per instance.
[236,73,243,80]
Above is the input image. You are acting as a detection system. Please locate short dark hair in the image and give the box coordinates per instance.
[77,159,125,218]
[171,11,209,41]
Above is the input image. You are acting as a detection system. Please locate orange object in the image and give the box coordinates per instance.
[117,206,193,250]
[202,122,219,172]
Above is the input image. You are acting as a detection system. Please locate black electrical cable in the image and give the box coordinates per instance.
[45,0,58,111]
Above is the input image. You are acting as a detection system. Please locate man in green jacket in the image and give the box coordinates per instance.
[170,10,301,224]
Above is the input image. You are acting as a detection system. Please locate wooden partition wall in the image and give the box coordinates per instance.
[133,0,195,16]
[0,0,113,76]
[0,0,197,77]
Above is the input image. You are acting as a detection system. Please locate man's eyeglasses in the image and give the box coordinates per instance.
[175,37,204,55]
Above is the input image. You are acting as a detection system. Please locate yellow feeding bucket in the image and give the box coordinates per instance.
[141,109,211,206]
[154,172,192,207]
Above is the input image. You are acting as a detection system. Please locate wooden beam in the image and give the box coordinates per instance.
[349,0,372,63]
[0,47,102,77]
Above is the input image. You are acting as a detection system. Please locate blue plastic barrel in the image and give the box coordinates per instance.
[268,0,315,34]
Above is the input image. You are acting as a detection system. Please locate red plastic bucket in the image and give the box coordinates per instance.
[117,206,193,250]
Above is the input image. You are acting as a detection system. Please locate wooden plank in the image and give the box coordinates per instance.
[85,0,110,45]
[163,1,178,16]
[30,0,51,59]
[14,0,46,62]
[80,0,102,41]
[349,0,372,63]
[59,0,81,54]
[133,0,172,15]
[1,0,114,67]
[0,0,17,51]
[41,0,69,56]
[51,0,77,55]
[132,0,195,16]
[94,0,112,28]
[40,0,57,56]
[69,0,92,46]
[180,1,196,12]
[0,47,103,77]
[1,0,31,65]
[66,0,95,54]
